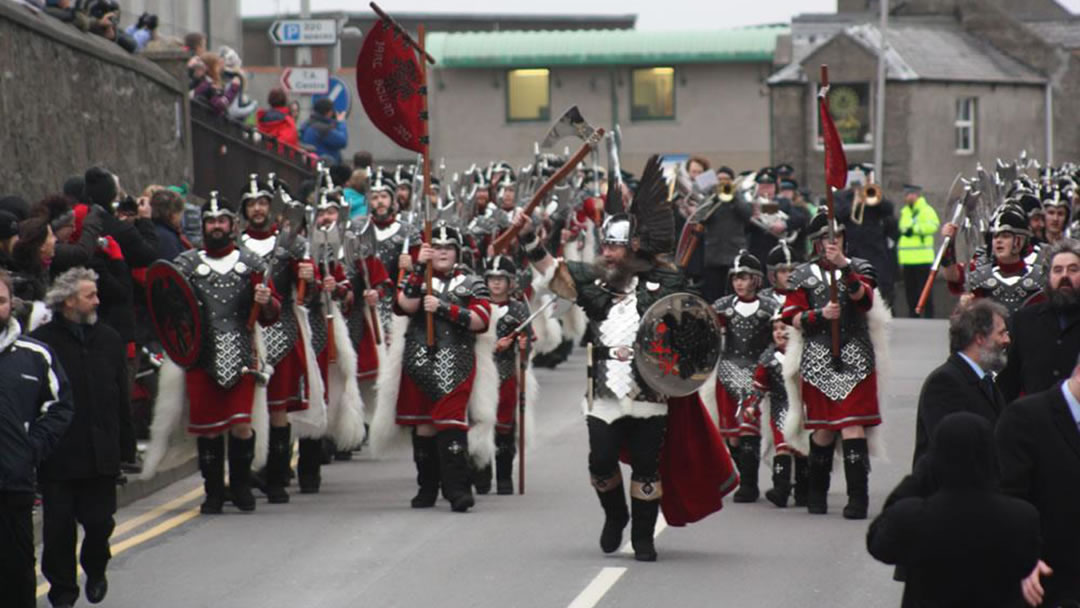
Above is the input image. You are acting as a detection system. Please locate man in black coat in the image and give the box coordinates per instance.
[868,413,1041,608]
[31,267,135,607]
[913,299,1009,466]
[0,270,74,608]
[997,354,1080,607]
[998,239,1080,402]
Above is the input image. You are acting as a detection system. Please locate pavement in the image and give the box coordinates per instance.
[33,318,945,608]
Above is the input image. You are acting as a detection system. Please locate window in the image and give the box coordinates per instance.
[632,67,675,120]
[955,97,976,155]
[816,82,872,149]
[506,69,550,122]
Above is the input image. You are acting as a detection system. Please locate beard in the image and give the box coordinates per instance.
[246,214,270,231]
[977,344,1008,373]
[1049,279,1080,311]
[594,252,655,292]
[204,229,232,252]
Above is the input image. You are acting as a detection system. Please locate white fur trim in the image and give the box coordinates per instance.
[467,315,499,467]
[371,315,410,457]
[698,370,720,430]
[289,302,328,439]
[140,357,188,480]
[325,301,367,449]
[251,324,270,470]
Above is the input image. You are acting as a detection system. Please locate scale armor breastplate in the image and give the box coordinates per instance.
[243,233,305,366]
[374,220,417,282]
[402,272,483,402]
[590,288,664,404]
[713,295,776,400]
[761,347,790,430]
[966,263,1045,316]
[789,259,876,401]
[494,300,529,384]
[176,249,264,389]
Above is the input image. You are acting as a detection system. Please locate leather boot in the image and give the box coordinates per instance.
[733,435,761,503]
[228,433,256,512]
[264,425,292,504]
[410,433,439,508]
[765,454,793,508]
[807,439,835,515]
[197,436,226,514]
[494,433,516,495]
[437,429,475,512]
[297,438,322,494]
[630,498,660,562]
[472,462,493,495]
[792,455,809,507]
[321,438,336,464]
[595,482,629,553]
[842,438,870,520]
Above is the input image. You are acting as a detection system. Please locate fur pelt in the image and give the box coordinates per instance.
[251,325,270,470]
[698,370,720,430]
[559,222,595,342]
[324,301,367,449]
[528,263,563,355]
[370,312,499,467]
[781,289,892,462]
[521,364,539,452]
[288,302,328,439]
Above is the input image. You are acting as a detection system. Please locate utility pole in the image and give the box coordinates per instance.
[873,0,888,184]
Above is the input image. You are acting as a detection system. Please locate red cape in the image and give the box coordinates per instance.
[659,393,739,527]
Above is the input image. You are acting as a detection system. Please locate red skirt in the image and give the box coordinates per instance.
[801,372,881,431]
[267,343,309,413]
[186,369,256,435]
[496,377,517,433]
[355,318,379,382]
[396,367,475,431]
[715,382,742,439]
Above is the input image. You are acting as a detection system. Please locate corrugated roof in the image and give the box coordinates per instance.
[425,26,789,68]
[769,19,1046,85]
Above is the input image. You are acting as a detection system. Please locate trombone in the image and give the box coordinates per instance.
[851,182,882,225]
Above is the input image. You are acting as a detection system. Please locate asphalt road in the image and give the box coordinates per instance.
[35,318,944,608]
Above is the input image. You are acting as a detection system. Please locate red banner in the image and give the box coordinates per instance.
[819,93,848,191]
[355,20,425,153]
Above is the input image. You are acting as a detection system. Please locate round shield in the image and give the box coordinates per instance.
[145,261,204,369]
[634,293,721,397]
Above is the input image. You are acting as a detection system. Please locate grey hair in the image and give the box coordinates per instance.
[1045,238,1080,269]
[45,267,99,311]
[949,299,1009,353]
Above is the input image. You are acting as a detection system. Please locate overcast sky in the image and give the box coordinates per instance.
[241,0,1080,29]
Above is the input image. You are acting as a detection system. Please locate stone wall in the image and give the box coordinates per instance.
[0,4,190,202]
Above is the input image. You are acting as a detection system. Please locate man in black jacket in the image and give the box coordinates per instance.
[0,270,74,608]
[913,300,1009,466]
[998,239,1080,402]
[31,267,135,607]
[997,354,1080,607]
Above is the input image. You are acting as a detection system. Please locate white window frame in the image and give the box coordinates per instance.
[955,97,976,155]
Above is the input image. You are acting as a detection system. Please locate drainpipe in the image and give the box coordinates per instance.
[1045,82,1053,166]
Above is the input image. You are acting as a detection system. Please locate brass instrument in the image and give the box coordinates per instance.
[717,181,736,203]
[851,182,881,225]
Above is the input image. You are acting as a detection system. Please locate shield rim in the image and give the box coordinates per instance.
[634,292,721,397]
[146,260,203,369]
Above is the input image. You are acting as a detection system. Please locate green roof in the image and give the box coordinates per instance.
[426,26,789,68]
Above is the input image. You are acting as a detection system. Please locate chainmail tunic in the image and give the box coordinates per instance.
[965,262,1045,316]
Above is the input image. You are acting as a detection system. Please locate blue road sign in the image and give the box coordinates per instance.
[312,76,351,117]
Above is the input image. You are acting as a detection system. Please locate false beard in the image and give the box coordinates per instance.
[204,231,233,252]
[595,253,655,292]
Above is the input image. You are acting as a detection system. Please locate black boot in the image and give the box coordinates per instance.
[765,454,793,508]
[297,438,322,494]
[265,425,291,504]
[472,463,493,495]
[197,436,226,514]
[595,481,629,553]
[228,433,256,512]
[630,498,660,562]
[410,433,440,508]
[807,439,835,515]
[321,438,336,465]
[495,433,516,495]
[842,438,870,520]
[733,436,761,503]
[792,455,809,507]
[437,429,475,512]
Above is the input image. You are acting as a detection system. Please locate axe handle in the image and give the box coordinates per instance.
[914,267,939,316]
[678,224,704,269]
[424,220,435,347]
[492,128,605,255]
[247,302,261,331]
[518,339,527,495]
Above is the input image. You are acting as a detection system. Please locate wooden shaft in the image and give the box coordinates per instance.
[420,24,435,347]
[821,64,841,359]
[370,3,436,64]
[518,340,527,496]
[914,267,939,316]
[678,224,703,269]
[491,131,604,255]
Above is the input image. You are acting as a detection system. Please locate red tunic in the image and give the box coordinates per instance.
[350,256,391,382]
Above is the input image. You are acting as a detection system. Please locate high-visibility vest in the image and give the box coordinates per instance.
[897,197,939,266]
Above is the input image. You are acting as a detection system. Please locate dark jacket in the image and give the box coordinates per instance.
[913,353,1004,466]
[82,205,161,269]
[703,195,752,268]
[31,317,134,480]
[746,196,809,281]
[869,413,1041,608]
[997,301,1080,402]
[836,190,900,291]
[300,114,348,164]
[997,384,1080,605]
[0,317,74,493]
[152,219,186,261]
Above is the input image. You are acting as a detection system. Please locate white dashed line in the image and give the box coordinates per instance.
[567,567,628,608]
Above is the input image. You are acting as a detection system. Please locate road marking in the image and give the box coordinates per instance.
[567,567,627,608]
[619,512,667,555]
[113,486,203,537]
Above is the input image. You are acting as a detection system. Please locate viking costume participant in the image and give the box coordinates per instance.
[515,156,737,562]
[760,241,800,309]
[474,254,537,495]
[373,221,496,513]
[296,191,366,491]
[369,169,420,331]
[144,193,281,514]
[708,251,778,503]
[343,222,391,411]
[738,313,808,508]
[1042,189,1070,246]
[238,176,321,504]
[394,165,414,215]
[940,205,1044,316]
[781,211,888,520]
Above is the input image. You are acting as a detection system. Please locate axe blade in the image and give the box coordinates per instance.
[542,105,594,149]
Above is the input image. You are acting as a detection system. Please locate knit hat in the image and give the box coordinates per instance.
[0,210,18,239]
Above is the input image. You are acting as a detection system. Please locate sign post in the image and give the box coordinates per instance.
[280,67,330,95]
[268,19,338,46]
